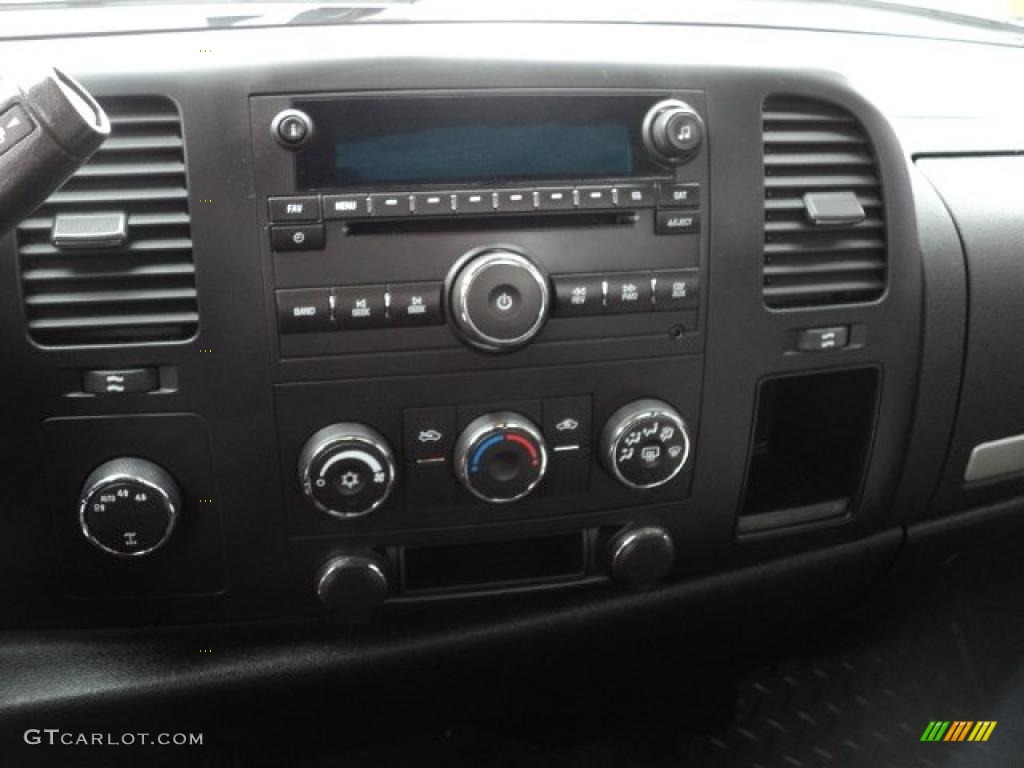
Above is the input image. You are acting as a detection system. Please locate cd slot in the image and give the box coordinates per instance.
[344,210,637,236]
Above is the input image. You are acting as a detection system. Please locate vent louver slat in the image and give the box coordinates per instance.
[762,96,886,308]
[16,96,197,346]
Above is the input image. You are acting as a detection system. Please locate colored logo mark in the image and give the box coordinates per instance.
[920,721,997,742]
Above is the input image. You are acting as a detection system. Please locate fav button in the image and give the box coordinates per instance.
[334,285,388,329]
[268,196,320,222]
[388,282,443,327]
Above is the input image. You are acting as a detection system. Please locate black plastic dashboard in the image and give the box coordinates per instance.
[1,12,1023,748]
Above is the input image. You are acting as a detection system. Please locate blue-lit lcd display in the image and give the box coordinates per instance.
[295,95,664,189]
[334,123,633,184]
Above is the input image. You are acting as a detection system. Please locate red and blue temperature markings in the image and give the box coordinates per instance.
[469,432,540,474]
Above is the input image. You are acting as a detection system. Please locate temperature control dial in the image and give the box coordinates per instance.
[454,412,548,503]
[448,248,550,352]
[601,399,691,489]
[79,457,180,558]
[298,423,397,519]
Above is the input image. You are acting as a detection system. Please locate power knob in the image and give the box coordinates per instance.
[643,99,704,165]
[448,247,550,352]
[298,424,397,519]
[600,399,691,489]
[79,457,180,558]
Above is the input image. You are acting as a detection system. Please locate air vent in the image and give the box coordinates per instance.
[762,96,886,308]
[16,96,197,346]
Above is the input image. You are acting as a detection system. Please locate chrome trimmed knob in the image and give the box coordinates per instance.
[454,412,549,504]
[78,457,180,558]
[642,99,704,165]
[607,526,675,590]
[316,553,390,623]
[600,399,691,490]
[449,248,551,352]
[298,423,397,519]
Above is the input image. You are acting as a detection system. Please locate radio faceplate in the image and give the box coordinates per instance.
[251,90,709,369]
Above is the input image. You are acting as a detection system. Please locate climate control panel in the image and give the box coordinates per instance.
[282,356,700,535]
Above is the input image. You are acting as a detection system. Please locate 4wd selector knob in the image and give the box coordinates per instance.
[79,457,180,558]
[298,423,396,519]
[449,248,550,352]
[601,399,691,489]
[454,412,548,503]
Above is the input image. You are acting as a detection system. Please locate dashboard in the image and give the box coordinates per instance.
[1,11,1024,759]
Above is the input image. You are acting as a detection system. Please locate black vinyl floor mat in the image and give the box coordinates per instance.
[292,540,1024,768]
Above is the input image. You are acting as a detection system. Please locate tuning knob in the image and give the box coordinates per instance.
[454,412,548,503]
[600,399,691,489]
[448,247,550,352]
[298,423,397,519]
[606,526,675,590]
[79,457,180,558]
[316,554,389,623]
[643,99,704,165]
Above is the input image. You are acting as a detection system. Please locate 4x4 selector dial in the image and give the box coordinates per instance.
[600,399,691,489]
[448,247,550,352]
[79,457,180,558]
[298,424,396,519]
[454,412,548,503]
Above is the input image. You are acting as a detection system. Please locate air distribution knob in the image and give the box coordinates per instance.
[78,457,180,558]
[643,99,704,165]
[606,526,675,590]
[316,553,390,624]
[298,423,397,519]
[600,399,691,489]
[448,247,551,352]
[454,412,548,503]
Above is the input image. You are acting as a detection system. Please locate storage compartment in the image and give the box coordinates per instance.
[738,368,879,534]
[401,532,587,594]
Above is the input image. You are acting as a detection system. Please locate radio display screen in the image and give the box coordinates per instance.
[294,94,667,189]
